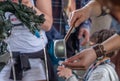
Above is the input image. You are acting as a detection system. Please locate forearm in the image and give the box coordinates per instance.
[35,0,53,31]
[101,33,120,53]
[84,0,102,17]
[22,0,53,31]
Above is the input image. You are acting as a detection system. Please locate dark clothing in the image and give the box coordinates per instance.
[52,0,90,36]
[66,31,79,57]
[49,0,91,59]
[46,1,91,81]
[52,0,66,36]
[46,26,64,41]
[10,49,57,81]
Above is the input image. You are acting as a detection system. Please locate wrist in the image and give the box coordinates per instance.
[88,0,102,17]
[65,73,73,79]
[92,44,106,59]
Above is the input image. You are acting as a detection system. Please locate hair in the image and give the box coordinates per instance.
[108,0,120,6]
[96,0,120,7]
[90,29,116,57]
[90,29,115,44]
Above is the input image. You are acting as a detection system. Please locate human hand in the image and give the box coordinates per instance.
[62,48,97,70]
[57,66,73,79]
[66,0,76,16]
[78,27,90,46]
[69,7,91,28]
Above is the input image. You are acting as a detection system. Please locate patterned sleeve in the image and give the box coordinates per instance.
[88,65,110,81]
[66,74,79,81]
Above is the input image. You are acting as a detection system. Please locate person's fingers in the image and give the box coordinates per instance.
[64,54,80,63]
[57,66,64,71]
[81,39,87,46]
[57,72,62,77]
[78,29,84,39]
[63,48,97,70]
[69,11,82,28]
[78,28,90,45]
[81,36,89,46]
[81,30,89,45]
[57,71,66,79]
[69,12,77,27]
[63,61,85,69]
[74,16,84,27]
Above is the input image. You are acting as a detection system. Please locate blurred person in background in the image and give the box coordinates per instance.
[63,0,120,73]
[58,29,119,81]
[0,0,57,81]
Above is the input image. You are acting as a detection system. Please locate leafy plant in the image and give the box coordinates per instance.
[0,0,45,55]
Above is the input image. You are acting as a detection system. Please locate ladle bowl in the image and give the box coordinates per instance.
[53,26,74,59]
[54,39,66,58]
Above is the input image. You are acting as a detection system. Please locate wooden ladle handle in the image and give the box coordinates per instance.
[64,26,74,42]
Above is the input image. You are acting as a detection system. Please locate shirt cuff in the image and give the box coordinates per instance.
[66,74,79,81]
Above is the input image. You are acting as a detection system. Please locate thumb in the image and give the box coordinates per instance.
[78,29,84,39]
[81,31,89,46]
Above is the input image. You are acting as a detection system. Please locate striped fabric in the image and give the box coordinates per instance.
[52,0,90,36]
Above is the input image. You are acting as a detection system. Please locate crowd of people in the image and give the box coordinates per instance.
[0,0,120,81]
[58,29,119,81]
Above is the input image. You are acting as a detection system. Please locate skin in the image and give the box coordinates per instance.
[57,66,73,79]
[57,56,112,79]
[1,0,53,31]
[22,0,52,81]
[0,0,53,81]
[68,0,102,28]
[35,0,53,31]
[67,0,90,45]
[78,27,90,45]
[66,0,76,17]
[63,47,97,69]
[63,0,120,69]
[57,31,118,79]
[34,1,53,80]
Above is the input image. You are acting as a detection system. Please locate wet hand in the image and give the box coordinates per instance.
[62,48,97,70]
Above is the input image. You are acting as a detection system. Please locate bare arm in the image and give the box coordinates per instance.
[85,0,102,17]
[69,0,102,27]
[102,34,120,53]
[62,0,120,70]
[22,0,53,31]
[62,33,120,69]
[35,0,53,31]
